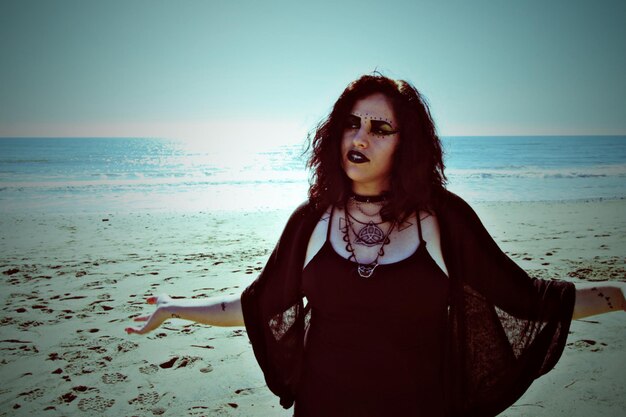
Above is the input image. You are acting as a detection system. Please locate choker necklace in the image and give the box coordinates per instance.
[350,193,388,204]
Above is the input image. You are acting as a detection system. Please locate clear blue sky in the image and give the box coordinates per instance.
[1,0,625,143]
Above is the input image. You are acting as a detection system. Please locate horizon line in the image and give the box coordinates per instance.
[2,134,626,140]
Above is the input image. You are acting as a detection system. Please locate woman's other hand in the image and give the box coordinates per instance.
[125,294,174,335]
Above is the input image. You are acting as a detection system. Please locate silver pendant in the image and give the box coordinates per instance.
[357,263,378,278]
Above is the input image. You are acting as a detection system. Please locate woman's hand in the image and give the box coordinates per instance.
[125,293,245,334]
[125,294,174,335]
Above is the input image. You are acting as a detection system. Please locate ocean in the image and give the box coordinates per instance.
[0,136,625,214]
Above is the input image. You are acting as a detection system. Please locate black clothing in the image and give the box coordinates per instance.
[241,190,576,416]
[295,209,449,416]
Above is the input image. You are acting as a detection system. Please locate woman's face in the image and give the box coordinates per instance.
[341,93,400,195]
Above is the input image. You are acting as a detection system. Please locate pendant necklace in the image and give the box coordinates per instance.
[349,192,388,218]
[351,199,384,217]
[342,208,395,278]
[346,211,387,247]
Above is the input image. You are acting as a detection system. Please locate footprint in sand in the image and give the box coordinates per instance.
[0,317,16,326]
[18,320,45,330]
[139,363,160,375]
[228,329,244,337]
[122,302,144,313]
[17,388,44,402]
[567,339,607,352]
[0,339,39,356]
[57,386,97,404]
[86,344,107,354]
[129,391,160,406]
[117,340,139,353]
[200,365,214,373]
[80,280,101,290]
[77,396,115,412]
[159,356,190,369]
[188,405,210,416]
[101,372,128,384]
[58,392,77,404]
[31,303,54,314]
[150,355,209,373]
[234,387,258,395]
[62,347,112,376]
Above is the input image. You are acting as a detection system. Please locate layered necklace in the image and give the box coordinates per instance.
[342,194,395,278]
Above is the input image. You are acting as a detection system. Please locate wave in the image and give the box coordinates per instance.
[447,164,626,180]
[1,164,625,190]
[0,159,50,164]
[0,172,309,190]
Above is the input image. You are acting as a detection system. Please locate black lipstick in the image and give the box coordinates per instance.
[347,150,369,164]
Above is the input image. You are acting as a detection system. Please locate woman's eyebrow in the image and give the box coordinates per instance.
[370,119,395,128]
[351,112,394,125]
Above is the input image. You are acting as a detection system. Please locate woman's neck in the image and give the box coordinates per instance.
[350,192,388,204]
[350,184,390,199]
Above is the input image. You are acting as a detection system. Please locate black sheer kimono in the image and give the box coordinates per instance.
[241,190,575,416]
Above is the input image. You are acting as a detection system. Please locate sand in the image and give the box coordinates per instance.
[0,199,624,416]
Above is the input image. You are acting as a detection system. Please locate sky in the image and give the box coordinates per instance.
[1,0,625,144]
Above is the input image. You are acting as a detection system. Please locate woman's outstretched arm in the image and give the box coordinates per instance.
[125,293,244,335]
[572,282,626,320]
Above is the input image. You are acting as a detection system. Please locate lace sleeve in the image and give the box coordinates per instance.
[241,202,321,409]
[439,192,575,417]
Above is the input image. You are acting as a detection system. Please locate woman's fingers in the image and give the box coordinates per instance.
[125,327,140,335]
[125,325,150,335]
[147,294,172,305]
[125,319,155,335]
[126,295,172,335]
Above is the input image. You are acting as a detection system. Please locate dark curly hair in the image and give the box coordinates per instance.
[307,74,446,221]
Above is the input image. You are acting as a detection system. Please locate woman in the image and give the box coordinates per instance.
[126,74,625,416]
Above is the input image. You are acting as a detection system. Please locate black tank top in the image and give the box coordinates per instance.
[296,208,449,417]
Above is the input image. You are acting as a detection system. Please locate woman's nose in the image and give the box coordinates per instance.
[352,126,369,148]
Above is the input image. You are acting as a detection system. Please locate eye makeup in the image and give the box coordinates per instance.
[370,120,397,135]
[346,114,361,129]
[346,113,398,136]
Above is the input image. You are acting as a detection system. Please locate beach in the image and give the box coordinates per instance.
[3,0,626,412]
[0,198,624,416]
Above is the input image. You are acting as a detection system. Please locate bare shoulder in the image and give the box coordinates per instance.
[419,211,449,277]
[419,211,441,241]
[304,206,332,269]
